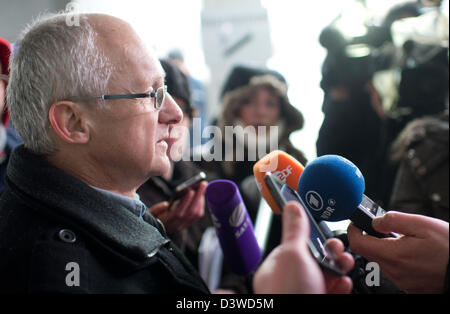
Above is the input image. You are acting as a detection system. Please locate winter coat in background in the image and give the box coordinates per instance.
[389,110,449,221]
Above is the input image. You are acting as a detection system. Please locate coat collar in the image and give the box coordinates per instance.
[6,145,169,264]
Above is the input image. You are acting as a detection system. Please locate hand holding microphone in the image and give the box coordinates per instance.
[204,177,354,294]
[348,211,449,293]
[295,154,449,293]
[253,201,354,294]
[253,151,355,293]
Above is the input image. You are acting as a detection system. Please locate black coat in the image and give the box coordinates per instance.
[389,112,449,222]
[0,145,210,294]
[317,91,383,199]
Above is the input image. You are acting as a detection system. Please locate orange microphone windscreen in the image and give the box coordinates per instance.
[253,150,305,214]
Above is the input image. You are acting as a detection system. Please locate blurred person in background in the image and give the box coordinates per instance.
[315,2,448,293]
[196,64,306,226]
[377,0,449,207]
[0,37,22,195]
[389,109,448,222]
[316,27,384,201]
[194,65,307,293]
[197,65,306,185]
[317,0,448,207]
[168,49,209,147]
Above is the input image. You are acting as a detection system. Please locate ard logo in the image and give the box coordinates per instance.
[305,191,324,212]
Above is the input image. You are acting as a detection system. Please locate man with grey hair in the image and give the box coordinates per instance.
[0,12,354,294]
[0,13,210,293]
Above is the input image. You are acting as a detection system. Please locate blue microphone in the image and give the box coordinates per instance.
[298,155,398,238]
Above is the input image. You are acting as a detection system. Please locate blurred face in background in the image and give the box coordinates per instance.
[239,87,281,130]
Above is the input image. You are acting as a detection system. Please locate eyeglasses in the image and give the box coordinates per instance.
[0,74,8,82]
[69,85,168,110]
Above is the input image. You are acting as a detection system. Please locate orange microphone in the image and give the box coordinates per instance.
[253,150,305,214]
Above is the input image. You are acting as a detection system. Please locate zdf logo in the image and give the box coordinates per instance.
[273,165,293,183]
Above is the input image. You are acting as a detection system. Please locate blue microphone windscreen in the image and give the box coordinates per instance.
[297,155,365,221]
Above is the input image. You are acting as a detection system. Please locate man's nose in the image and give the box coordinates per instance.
[159,94,183,125]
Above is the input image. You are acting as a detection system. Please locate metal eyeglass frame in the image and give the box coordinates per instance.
[69,85,167,110]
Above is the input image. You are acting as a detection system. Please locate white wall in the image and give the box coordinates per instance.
[0,0,69,42]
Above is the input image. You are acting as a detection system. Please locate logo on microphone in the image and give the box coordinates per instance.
[273,165,293,183]
[229,203,246,227]
[211,213,222,229]
[321,199,337,219]
[305,191,324,212]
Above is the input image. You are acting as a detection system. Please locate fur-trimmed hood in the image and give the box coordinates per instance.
[217,74,304,139]
[390,110,449,163]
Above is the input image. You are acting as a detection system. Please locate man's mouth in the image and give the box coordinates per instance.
[160,132,179,146]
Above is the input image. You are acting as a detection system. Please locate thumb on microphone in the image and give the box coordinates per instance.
[254,200,325,294]
[372,211,436,237]
[281,201,310,247]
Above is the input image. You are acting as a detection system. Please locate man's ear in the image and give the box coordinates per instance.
[49,101,90,144]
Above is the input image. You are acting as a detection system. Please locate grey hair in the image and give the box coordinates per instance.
[7,12,113,155]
